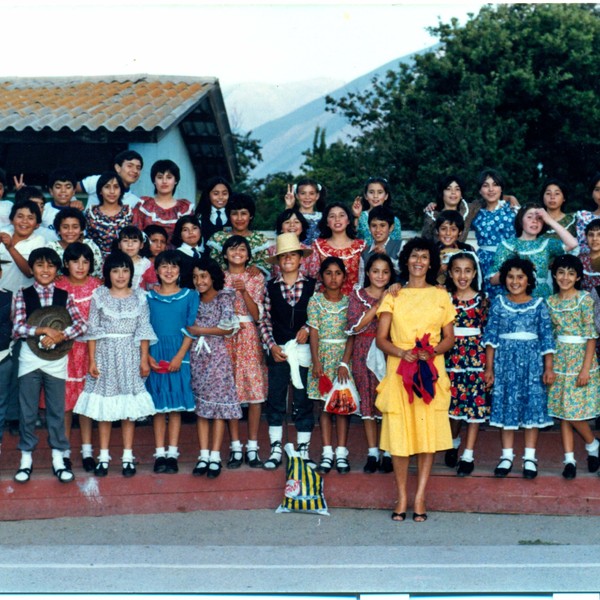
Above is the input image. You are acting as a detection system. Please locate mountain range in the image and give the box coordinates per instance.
[221,49,424,179]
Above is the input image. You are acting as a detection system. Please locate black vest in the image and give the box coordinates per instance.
[267,277,316,345]
[22,286,68,320]
[0,289,13,351]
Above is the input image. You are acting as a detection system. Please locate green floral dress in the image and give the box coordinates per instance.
[547,291,600,420]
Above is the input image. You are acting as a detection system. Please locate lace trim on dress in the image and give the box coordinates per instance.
[498,296,544,313]
[314,238,365,259]
[547,291,590,314]
[500,238,550,256]
[148,288,193,304]
[346,285,377,335]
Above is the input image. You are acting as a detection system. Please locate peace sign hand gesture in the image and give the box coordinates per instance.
[284,184,295,209]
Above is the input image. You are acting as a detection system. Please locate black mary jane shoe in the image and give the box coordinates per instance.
[494,458,513,478]
[587,450,600,473]
[336,456,351,474]
[192,459,209,476]
[363,455,379,474]
[562,462,576,480]
[245,449,263,469]
[122,461,137,478]
[522,458,538,480]
[317,455,333,475]
[456,459,475,477]
[95,462,109,477]
[226,450,243,470]
[444,448,459,468]
[82,456,96,473]
[207,461,222,479]
[165,457,179,474]
[153,456,167,473]
[379,455,393,473]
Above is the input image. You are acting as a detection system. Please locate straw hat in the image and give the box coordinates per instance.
[26,306,74,360]
[266,233,313,264]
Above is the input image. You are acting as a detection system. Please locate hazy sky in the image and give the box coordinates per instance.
[4,1,486,86]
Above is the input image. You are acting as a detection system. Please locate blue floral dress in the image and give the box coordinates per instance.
[483,296,555,429]
[446,293,490,422]
[470,201,518,300]
[492,237,565,299]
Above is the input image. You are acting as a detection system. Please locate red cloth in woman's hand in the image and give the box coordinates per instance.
[396,334,438,404]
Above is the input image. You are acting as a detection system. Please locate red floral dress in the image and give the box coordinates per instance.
[445,292,490,422]
[132,196,193,240]
[306,238,366,296]
[54,276,103,411]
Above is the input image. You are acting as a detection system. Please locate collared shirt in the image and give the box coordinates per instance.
[259,272,310,350]
[12,281,87,341]
[210,207,226,226]
[178,241,205,258]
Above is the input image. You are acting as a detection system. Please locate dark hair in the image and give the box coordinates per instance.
[226,192,256,219]
[0,168,6,190]
[193,258,225,291]
[588,171,600,195]
[154,250,183,284]
[499,256,536,295]
[151,159,180,193]
[585,219,600,235]
[222,234,252,266]
[360,176,392,211]
[62,242,95,275]
[195,176,232,221]
[367,205,395,227]
[96,171,126,205]
[540,177,569,207]
[141,224,169,258]
[363,252,395,288]
[114,149,143,168]
[112,225,144,253]
[398,236,440,286]
[15,186,44,204]
[477,168,505,199]
[319,255,346,277]
[550,254,583,293]
[445,251,481,293]
[275,208,309,242]
[103,251,134,288]
[47,168,77,190]
[10,200,41,223]
[435,174,466,211]
[294,178,326,212]
[514,203,549,237]
[318,202,356,239]
[434,209,465,233]
[171,215,202,248]
[53,206,86,235]
[28,247,61,270]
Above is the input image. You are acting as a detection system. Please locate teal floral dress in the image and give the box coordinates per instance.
[546,291,600,420]
[306,293,351,401]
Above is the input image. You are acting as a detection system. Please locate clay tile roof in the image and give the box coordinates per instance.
[0,75,217,132]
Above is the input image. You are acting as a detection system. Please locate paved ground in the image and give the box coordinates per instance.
[1,509,600,593]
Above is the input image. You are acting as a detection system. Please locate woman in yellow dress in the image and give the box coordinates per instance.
[375,237,456,522]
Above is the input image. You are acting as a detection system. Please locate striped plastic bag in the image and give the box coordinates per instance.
[276,443,329,516]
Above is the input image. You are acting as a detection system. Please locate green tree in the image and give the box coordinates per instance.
[309,3,600,228]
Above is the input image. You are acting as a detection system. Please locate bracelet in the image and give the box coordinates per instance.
[339,361,349,369]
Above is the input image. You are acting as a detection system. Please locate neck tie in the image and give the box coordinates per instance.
[192,247,200,259]
[215,210,224,228]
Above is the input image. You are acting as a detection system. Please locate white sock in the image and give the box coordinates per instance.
[98,449,110,463]
[368,447,380,458]
[167,445,179,459]
[81,444,93,458]
[269,426,283,445]
[452,436,461,449]
[297,431,311,445]
[523,447,537,471]
[209,450,221,463]
[564,452,576,465]
[19,451,33,470]
[586,438,600,456]
[63,449,71,459]
[383,451,391,458]
[322,445,334,458]
[230,440,243,452]
[246,440,258,450]
[461,448,474,462]
[501,448,514,460]
[154,446,166,458]
[51,448,65,470]
[335,446,348,458]
[122,449,134,463]
[199,449,210,460]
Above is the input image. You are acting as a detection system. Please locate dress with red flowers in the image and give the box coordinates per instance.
[446,292,490,422]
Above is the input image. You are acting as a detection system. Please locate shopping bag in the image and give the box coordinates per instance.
[324,377,361,415]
